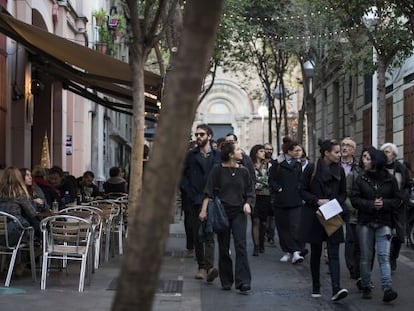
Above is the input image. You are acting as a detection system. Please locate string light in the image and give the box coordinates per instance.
[222,6,335,22]
[219,22,362,43]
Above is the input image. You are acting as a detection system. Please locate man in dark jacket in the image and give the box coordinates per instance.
[103,166,128,196]
[181,124,221,282]
[380,142,410,272]
[340,137,361,280]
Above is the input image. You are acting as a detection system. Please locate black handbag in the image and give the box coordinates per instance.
[206,166,229,233]
[207,196,229,233]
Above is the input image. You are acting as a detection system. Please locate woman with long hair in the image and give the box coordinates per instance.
[0,166,40,241]
[249,144,271,256]
[351,146,400,302]
[20,168,49,212]
[199,141,255,294]
[299,139,348,301]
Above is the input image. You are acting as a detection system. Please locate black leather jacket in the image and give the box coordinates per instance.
[351,169,401,227]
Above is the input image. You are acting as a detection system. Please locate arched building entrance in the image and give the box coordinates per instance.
[194,79,256,150]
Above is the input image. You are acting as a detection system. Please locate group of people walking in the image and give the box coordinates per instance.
[181,123,407,304]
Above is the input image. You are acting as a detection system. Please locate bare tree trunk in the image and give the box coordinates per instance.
[297,99,305,145]
[199,59,218,104]
[376,55,386,146]
[112,1,224,310]
[154,42,166,77]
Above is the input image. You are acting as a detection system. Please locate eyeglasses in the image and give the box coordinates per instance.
[194,132,206,137]
[265,148,273,151]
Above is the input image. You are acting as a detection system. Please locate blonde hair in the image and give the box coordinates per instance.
[0,166,30,199]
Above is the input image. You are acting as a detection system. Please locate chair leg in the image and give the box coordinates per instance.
[94,237,101,269]
[5,249,19,287]
[29,231,36,282]
[79,255,87,292]
[41,253,48,290]
[105,223,111,262]
[118,222,123,256]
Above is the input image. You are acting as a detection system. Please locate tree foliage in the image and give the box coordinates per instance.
[326,0,413,146]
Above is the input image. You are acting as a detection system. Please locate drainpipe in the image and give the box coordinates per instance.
[372,48,378,148]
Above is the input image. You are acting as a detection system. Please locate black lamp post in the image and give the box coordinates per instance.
[303,60,315,158]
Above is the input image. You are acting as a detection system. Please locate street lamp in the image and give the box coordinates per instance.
[303,60,315,94]
[258,103,269,143]
[303,59,315,158]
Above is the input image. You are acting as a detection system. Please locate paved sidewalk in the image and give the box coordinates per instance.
[0,214,199,311]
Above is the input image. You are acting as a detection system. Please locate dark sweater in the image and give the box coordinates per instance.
[204,164,255,219]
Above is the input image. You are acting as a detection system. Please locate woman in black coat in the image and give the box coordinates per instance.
[299,139,348,301]
[269,137,304,264]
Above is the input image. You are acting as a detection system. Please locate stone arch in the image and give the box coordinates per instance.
[194,79,254,143]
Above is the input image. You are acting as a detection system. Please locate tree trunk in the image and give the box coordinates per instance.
[127,53,146,218]
[111,1,224,310]
[376,55,387,146]
[297,99,305,145]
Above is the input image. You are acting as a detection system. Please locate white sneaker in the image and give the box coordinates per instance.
[292,251,304,264]
[280,253,291,262]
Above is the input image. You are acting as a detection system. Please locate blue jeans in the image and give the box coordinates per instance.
[357,224,393,290]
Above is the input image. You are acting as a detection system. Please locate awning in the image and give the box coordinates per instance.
[0,9,162,114]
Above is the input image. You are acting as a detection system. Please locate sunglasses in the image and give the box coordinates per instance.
[194,132,206,137]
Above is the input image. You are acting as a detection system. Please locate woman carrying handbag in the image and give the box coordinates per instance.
[299,139,348,301]
[200,141,255,294]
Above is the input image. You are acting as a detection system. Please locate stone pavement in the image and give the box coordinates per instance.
[2,213,414,311]
[0,213,200,311]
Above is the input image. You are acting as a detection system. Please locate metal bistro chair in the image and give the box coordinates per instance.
[114,195,128,247]
[0,211,36,287]
[89,200,122,261]
[59,206,103,270]
[40,215,92,292]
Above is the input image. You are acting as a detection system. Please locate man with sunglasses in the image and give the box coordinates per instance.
[181,124,221,282]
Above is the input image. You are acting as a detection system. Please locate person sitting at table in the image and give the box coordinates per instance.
[20,167,49,212]
[103,166,128,196]
[0,166,41,240]
[78,170,102,201]
[47,166,77,206]
[32,165,61,207]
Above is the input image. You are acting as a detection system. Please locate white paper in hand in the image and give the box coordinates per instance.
[318,199,343,220]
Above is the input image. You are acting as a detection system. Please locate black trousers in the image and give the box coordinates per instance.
[274,206,303,253]
[181,193,194,250]
[217,212,251,289]
[310,241,341,293]
[345,223,360,278]
[188,204,214,270]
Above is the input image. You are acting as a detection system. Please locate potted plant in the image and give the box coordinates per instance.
[96,24,110,54]
[92,8,106,27]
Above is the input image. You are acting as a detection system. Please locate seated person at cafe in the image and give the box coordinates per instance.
[78,170,102,201]
[32,165,61,207]
[0,167,41,241]
[103,166,128,196]
[47,166,77,205]
[20,167,50,212]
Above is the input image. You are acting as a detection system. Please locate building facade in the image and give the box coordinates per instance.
[312,52,414,166]
[0,0,138,182]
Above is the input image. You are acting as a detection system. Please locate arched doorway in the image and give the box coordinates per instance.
[195,79,255,149]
